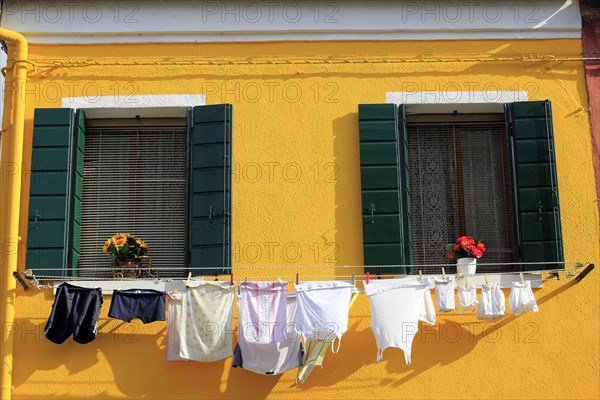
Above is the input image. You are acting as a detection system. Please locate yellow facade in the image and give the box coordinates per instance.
[4,39,600,399]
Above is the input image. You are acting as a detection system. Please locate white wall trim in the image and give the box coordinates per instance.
[2,0,582,44]
[386,90,529,113]
[61,94,206,118]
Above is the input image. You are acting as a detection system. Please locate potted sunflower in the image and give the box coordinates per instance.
[103,233,150,277]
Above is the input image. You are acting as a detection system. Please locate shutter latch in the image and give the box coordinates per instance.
[208,206,214,225]
[34,209,42,230]
[370,203,376,224]
[537,200,543,221]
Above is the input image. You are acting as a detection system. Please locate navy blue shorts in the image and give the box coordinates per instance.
[108,289,166,323]
[44,283,103,344]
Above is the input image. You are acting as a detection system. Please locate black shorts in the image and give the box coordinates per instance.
[44,283,103,344]
[108,289,166,323]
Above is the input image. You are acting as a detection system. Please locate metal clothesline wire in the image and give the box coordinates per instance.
[25,265,588,283]
[25,261,582,272]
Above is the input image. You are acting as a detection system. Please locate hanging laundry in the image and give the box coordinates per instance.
[457,284,479,313]
[238,281,288,344]
[232,294,304,375]
[477,283,506,320]
[296,289,360,385]
[364,277,436,365]
[434,276,455,312]
[295,280,354,345]
[509,281,539,315]
[166,291,188,362]
[44,283,103,344]
[176,280,235,362]
[108,289,166,323]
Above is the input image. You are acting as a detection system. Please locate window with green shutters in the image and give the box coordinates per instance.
[358,101,563,274]
[26,104,233,278]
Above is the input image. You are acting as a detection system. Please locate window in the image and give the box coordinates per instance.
[358,101,563,274]
[407,117,514,271]
[79,120,188,277]
[26,105,233,278]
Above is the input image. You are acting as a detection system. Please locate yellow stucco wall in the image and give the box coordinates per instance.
[5,39,600,399]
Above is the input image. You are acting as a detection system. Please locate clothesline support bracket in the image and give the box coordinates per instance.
[575,263,594,283]
[13,271,29,291]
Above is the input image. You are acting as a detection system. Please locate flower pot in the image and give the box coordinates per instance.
[457,257,477,274]
[112,260,142,279]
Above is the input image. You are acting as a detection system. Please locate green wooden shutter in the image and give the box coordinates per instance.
[506,101,563,270]
[397,105,413,268]
[26,108,85,277]
[358,104,411,275]
[189,104,232,275]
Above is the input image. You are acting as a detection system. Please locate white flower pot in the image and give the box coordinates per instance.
[457,257,477,274]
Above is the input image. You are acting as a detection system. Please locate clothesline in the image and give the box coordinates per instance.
[20,264,591,287]
[24,261,582,271]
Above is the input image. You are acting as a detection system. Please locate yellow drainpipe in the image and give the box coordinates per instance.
[0,28,29,400]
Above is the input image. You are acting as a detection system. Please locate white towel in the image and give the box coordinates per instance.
[177,280,235,362]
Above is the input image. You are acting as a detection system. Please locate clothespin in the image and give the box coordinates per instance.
[245,277,248,284]
[366,271,370,285]
[519,272,524,284]
[186,271,192,287]
[484,275,489,285]
[352,272,355,286]
[295,273,299,285]
[419,270,423,283]
[237,284,241,295]
[442,267,446,280]
[230,273,234,286]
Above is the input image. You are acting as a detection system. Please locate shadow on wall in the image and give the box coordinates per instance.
[332,112,363,270]
[387,278,579,388]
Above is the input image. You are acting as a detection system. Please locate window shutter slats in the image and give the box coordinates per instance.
[189,104,232,275]
[79,127,187,277]
[26,108,82,277]
[358,104,410,274]
[508,100,563,270]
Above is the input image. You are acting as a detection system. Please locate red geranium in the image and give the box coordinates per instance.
[445,235,486,260]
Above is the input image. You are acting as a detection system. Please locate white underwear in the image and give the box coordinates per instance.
[509,281,539,315]
[477,283,506,320]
